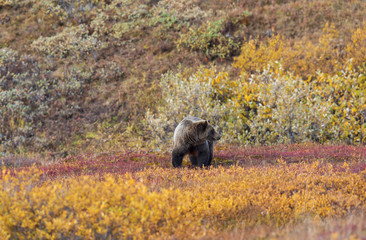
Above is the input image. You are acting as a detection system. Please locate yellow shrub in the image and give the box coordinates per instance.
[233,34,285,76]
[345,23,366,71]
[1,163,365,239]
[284,23,341,78]
[233,23,351,79]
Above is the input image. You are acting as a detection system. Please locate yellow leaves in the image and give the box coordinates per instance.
[233,23,366,80]
[2,164,365,238]
[233,35,285,76]
[3,160,365,238]
[244,94,252,103]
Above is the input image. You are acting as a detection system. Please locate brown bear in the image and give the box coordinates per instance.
[172,116,221,168]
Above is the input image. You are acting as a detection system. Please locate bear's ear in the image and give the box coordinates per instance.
[195,120,208,131]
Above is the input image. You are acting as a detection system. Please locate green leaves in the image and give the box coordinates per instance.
[177,19,240,59]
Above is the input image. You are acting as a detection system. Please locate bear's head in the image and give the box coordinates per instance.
[194,120,221,142]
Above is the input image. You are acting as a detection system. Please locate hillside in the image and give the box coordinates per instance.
[1,0,366,157]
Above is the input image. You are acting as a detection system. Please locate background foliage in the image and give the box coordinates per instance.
[1,0,366,154]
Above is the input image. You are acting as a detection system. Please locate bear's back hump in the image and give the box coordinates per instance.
[184,116,203,123]
[173,116,202,143]
[177,116,202,129]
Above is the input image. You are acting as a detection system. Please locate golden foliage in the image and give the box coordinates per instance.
[234,23,366,79]
[1,162,365,239]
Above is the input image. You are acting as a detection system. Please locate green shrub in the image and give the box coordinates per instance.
[177,19,240,59]
[139,69,237,146]
[0,0,22,7]
[33,0,106,23]
[0,49,52,150]
[145,68,244,145]
[31,24,105,59]
[90,12,110,37]
[0,49,94,152]
[241,69,333,144]
[149,0,210,31]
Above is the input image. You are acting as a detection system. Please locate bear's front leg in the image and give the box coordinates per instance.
[172,148,185,168]
[207,141,214,166]
[196,142,210,168]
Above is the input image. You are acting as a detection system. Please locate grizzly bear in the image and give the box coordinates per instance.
[172,116,221,168]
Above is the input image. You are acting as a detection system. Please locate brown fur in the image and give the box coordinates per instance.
[172,117,221,168]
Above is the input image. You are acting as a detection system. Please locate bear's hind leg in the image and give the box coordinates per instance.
[189,155,198,166]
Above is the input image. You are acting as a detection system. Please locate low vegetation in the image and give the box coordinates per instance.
[0,144,366,239]
[1,0,366,239]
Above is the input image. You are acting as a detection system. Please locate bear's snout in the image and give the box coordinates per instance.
[214,133,221,141]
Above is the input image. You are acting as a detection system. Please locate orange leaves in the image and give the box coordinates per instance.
[0,162,366,239]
